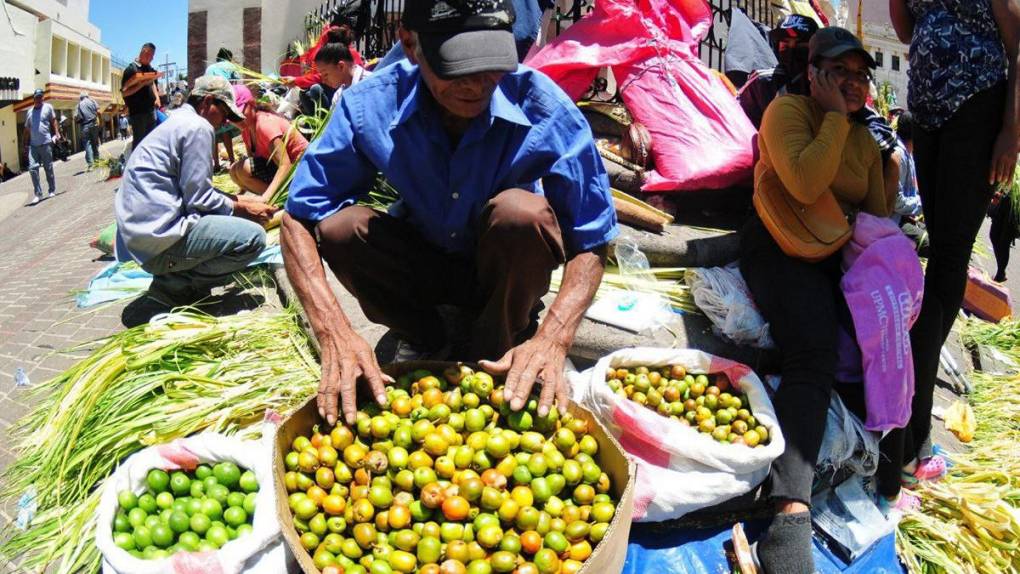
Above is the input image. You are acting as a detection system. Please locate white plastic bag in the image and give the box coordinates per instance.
[95,421,285,574]
[573,347,785,522]
[685,264,775,349]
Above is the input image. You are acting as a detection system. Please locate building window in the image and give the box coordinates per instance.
[875,51,884,68]
[892,55,900,71]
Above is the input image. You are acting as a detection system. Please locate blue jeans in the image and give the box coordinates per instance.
[81,123,98,166]
[141,215,266,302]
[27,144,56,198]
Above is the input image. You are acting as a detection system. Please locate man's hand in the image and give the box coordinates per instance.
[233,198,278,224]
[990,126,1019,186]
[318,330,393,426]
[480,335,570,418]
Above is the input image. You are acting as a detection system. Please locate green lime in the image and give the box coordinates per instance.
[235,523,254,538]
[113,513,131,533]
[224,506,248,527]
[113,532,135,551]
[239,470,259,493]
[189,513,211,535]
[178,531,200,551]
[169,472,191,496]
[168,511,190,534]
[117,490,138,511]
[194,465,213,480]
[243,492,256,514]
[226,491,246,509]
[203,476,219,492]
[207,484,230,505]
[213,462,241,489]
[197,540,217,552]
[132,525,153,549]
[151,524,174,548]
[190,481,205,499]
[186,498,203,516]
[146,469,171,494]
[144,515,161,530]
[155,491,174,510]
[127,507,148,528]
[137,493,157,514]
[206,524,230,548]
[200,498,223,521]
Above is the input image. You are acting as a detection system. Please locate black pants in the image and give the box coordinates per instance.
[129,111,157,150]
[740,217,849,505]
[990,197,1017,280]
[877,83,1006,497]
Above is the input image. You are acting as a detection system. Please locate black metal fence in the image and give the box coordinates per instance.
[300,0,777,72]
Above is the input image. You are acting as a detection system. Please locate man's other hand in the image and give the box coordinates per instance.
[480,335,571,418]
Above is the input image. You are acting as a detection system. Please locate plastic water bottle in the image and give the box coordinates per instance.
[14,367,29,388]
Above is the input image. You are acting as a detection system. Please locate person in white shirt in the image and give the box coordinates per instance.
[314,28,370,108]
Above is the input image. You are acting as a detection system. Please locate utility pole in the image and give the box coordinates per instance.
[158,54,177,96]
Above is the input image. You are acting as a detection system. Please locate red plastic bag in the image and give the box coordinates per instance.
[526,0,757,191]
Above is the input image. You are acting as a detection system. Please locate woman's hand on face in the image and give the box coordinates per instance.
[812,69,848,116]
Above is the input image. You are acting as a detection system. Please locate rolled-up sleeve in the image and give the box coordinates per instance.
[285,97,376,222]
[532,105,618,253]
[180,123,232,216]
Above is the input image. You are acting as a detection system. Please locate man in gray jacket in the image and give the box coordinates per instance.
[76,91,100,169]
[116,76,277,325]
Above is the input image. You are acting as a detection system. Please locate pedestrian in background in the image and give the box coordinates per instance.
[22,89,60,205]
[121,42,163,149]
[76,91,100,169]
[118,113,129,140]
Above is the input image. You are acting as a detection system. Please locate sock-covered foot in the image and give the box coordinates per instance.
[755,511,815,574]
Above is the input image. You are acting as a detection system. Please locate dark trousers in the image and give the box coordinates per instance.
[989,197,1017,280]
[877,83,1006,497]
[129,111,157,150]
[316,188,566,361]
[740,217,847,505]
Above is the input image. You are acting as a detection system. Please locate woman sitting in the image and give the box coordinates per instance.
[228,85,309,204]
[314,27,370,108]
[739,27,892,573]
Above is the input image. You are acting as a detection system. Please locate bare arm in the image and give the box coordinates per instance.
[889,0,914,44]
[991,0,1020,185]
[281,212,390,425]
[50,116,60,140]
[152,82,161,109]
[262,139,293,203]
[122,71,160,97]
[884,150,903,214]
[481,246,607,416]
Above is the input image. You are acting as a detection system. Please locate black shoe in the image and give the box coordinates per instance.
[994,273,1008,283]
[121,295,174,328]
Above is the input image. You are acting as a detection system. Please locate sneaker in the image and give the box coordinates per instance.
[47,192,56,199]
[29,196,40,206]
[394,339,452,363]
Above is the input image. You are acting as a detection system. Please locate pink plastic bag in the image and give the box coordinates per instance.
[840,214,924,431]
[525,0,757,191]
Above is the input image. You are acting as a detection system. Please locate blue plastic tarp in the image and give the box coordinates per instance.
[622,521,903,574]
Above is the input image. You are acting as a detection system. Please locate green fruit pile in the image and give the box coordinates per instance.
[283,366,618,574]
[605,365,771,447]
[112,463,259,559]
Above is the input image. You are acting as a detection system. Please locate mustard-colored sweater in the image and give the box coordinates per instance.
[756,95,892,218]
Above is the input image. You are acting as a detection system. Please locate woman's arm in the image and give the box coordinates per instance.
[991,0,1020,186]
[262,138,293,203]
[889,0,915,44]
[863,147,894,217]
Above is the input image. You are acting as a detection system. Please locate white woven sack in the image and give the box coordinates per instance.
[95,420,283,574]
[578,347,785,522]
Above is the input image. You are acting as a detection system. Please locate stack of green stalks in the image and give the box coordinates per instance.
[896,319,1020,573]
[0,308,320,573]
[551,265,699,315]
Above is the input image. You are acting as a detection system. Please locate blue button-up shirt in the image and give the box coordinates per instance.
[286,61,617,255]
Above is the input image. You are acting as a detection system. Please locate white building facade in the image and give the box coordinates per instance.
[0,0,118,171]
[849,0,911,109]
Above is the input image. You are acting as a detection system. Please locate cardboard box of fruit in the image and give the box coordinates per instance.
[274,362,636,574]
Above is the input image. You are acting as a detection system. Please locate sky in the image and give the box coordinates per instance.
[89,0,189,75]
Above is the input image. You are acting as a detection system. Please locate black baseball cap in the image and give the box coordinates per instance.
[769,14,819,45]
[403,0,518,80]
[809,26,877,68]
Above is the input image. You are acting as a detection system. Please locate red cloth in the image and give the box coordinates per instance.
[525,0,756,191]
[241,110,308,162]
[292,26,364,89]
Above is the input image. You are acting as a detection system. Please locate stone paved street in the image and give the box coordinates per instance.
[0,141,131,573]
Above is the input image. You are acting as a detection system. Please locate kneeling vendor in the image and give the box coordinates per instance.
[282,0,618,426]
[116,76,278,319]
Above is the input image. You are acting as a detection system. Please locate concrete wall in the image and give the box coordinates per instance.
[260,0,322,74]
[188,0,260,76]
[8,0,102,43]
[0,106,18,173]
[0,3,39,100]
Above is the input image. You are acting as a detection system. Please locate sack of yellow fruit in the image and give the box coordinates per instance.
[571,347,784,522]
